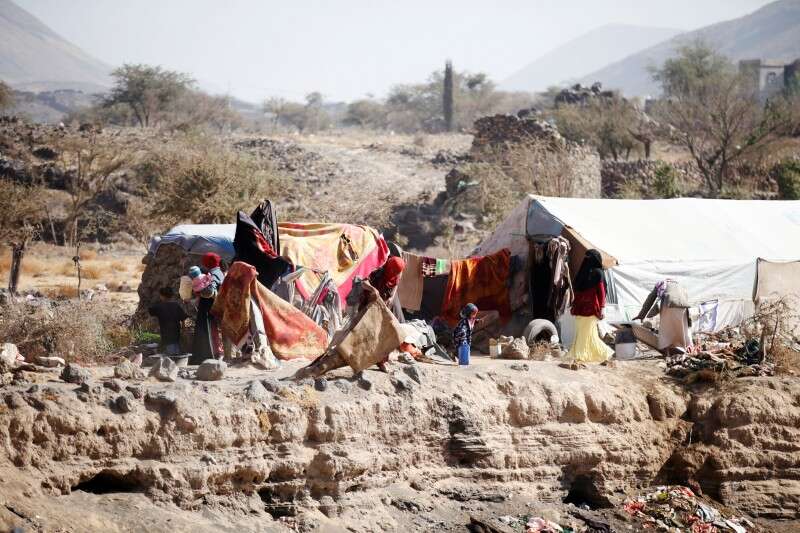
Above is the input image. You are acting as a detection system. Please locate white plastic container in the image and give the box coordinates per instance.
[614,327,638,360]
[179,275,193,300]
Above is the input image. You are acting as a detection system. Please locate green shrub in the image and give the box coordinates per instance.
[775,159,800,200]
[134,330,161,344]
[652,162,681,199]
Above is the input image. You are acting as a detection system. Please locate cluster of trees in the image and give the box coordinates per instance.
[552,96,654,160]
[262,92,333,133]
[550,42,800,197]
[261,64,535,134]
[344,67,534,133]
[72,64,242,132]
[65,61,535,135]
[650,43,798,196]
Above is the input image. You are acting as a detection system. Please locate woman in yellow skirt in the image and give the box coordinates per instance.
[568,250,614,363]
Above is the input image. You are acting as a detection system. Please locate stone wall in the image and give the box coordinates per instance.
[601,160,703,198]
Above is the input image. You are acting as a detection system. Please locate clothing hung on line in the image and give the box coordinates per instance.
[440,248,512,326]
[334,283,404,373]
[421,257,437,277]
[397,252,424,311]
[211,261,327,360]
[416,274,449,322]
[302,271,342,339]
[530,237,572,322]
[250,199,280,254]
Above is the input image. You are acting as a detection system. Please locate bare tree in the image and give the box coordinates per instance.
[53,135,129,246]
[652,43,796,196]
[263,97,289,130]
[0,180,41,294]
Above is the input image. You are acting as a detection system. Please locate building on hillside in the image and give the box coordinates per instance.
[739,58,800,98]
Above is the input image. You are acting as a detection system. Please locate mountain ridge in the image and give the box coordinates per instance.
[579,0,800,96]
[0,0,111,93]
[500,23,683,93]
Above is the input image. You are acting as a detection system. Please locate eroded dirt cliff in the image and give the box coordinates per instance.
[0,358,798,532]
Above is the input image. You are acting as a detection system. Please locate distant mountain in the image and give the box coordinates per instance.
[581,0,800,97]
[500,24,683,93]
[0,0,110,93]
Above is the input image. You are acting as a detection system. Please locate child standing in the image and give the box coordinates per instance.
[147,287,189,355]
[453,303,478,366]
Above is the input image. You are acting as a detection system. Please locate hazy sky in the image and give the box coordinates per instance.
[17,0,775,103]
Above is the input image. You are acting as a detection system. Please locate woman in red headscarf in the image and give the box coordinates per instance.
[190,252,225,363]
[369,256,405,306]
[366,256,405,371]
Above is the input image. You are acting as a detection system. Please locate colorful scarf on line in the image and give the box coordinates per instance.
[211,261,327,359]
[421,257,436,277]
[440,248,512,326]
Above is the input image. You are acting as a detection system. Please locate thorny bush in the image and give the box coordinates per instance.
[449,139,573,230]
[137,134,291,229]
[0,299,131,364]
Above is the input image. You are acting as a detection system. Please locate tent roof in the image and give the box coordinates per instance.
[527,195,800,264]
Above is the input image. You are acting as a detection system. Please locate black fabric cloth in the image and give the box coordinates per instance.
[249,200,280,255]
[148,301,188,347]
[191,297,215,364]
[530,245,554,321]
[417,274,448,321]
[233,210,292,289]
[573,249,604,292]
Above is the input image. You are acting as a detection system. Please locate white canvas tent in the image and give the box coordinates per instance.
[475,195,800,339]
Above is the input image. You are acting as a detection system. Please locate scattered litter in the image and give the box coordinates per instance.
[622,485,753,532]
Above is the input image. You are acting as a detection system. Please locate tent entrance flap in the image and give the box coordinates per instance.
[559,226,617,283]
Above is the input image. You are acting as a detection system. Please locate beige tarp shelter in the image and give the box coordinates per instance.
[755,259,800,336]
[475,195,800,340]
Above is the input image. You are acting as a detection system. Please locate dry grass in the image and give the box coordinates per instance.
[0,298,130,364]
[110,260,130,271]
[0,252,49,277]
[57,261,76,276]
[773,344,800,375]
[44,285,79,299]
[79,248,98,261]
[81,265,102,280]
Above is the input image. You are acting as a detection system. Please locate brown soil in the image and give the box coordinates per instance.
[1,355,799,532]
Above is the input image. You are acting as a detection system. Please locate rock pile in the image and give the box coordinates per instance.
[471,114,564,152]
[554,82,617,106]
[233,138,343,183]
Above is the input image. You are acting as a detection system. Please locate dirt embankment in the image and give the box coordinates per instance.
[1,358,799,532]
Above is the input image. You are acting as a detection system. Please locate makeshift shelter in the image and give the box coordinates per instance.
[474,195,800,340]
[140,221,389,321]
